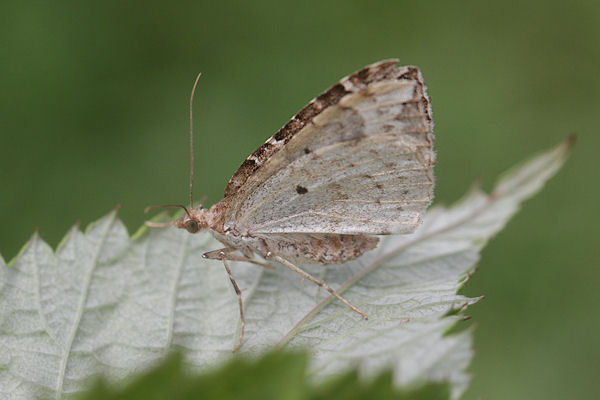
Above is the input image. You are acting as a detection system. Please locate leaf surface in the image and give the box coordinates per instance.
[0,138,572,399]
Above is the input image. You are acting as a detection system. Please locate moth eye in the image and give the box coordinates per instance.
[185,220,199,233]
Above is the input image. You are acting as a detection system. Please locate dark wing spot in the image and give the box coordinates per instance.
[274,118,303,142]
[382,124,395,132]
[358,66,371,81]
[398,67,419,81]
[242,158,256,167]
[296,185,308,194]
[296,103,321,122]
[316,83,348,106]
[251,142,273,163]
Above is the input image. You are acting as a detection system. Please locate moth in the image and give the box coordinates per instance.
[146,59,435,351]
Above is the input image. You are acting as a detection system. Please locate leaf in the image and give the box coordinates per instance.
[0,138,572,399]
[81,350,451,400]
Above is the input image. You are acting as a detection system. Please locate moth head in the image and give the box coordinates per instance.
[144,204,208,233]
[174,205,209,233]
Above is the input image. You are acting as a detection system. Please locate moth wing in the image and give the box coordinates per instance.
[222,60,434,235]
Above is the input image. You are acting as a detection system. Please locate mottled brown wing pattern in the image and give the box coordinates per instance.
[223,60,434,235]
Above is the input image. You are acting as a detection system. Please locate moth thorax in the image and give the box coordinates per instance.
[175,206,209,233]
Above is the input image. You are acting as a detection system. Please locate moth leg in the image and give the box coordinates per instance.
[220,257,245,352]
[203,248,271,352]
[267,253,368,320]
[203,248,274,270]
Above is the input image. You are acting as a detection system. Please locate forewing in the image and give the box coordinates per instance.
[223,60,434,235]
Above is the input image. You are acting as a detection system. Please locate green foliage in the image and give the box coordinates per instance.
[81,351,450,400]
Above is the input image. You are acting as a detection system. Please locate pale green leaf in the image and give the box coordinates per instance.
[0,138,572,399]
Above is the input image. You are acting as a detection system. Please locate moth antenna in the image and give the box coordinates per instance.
[189,72,203,210]
[144,204,193,220]
[145,221,174,228]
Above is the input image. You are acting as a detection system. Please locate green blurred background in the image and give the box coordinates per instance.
[1,0,598,398]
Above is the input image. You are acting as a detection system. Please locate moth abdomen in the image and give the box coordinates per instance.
[259,233,379,265]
